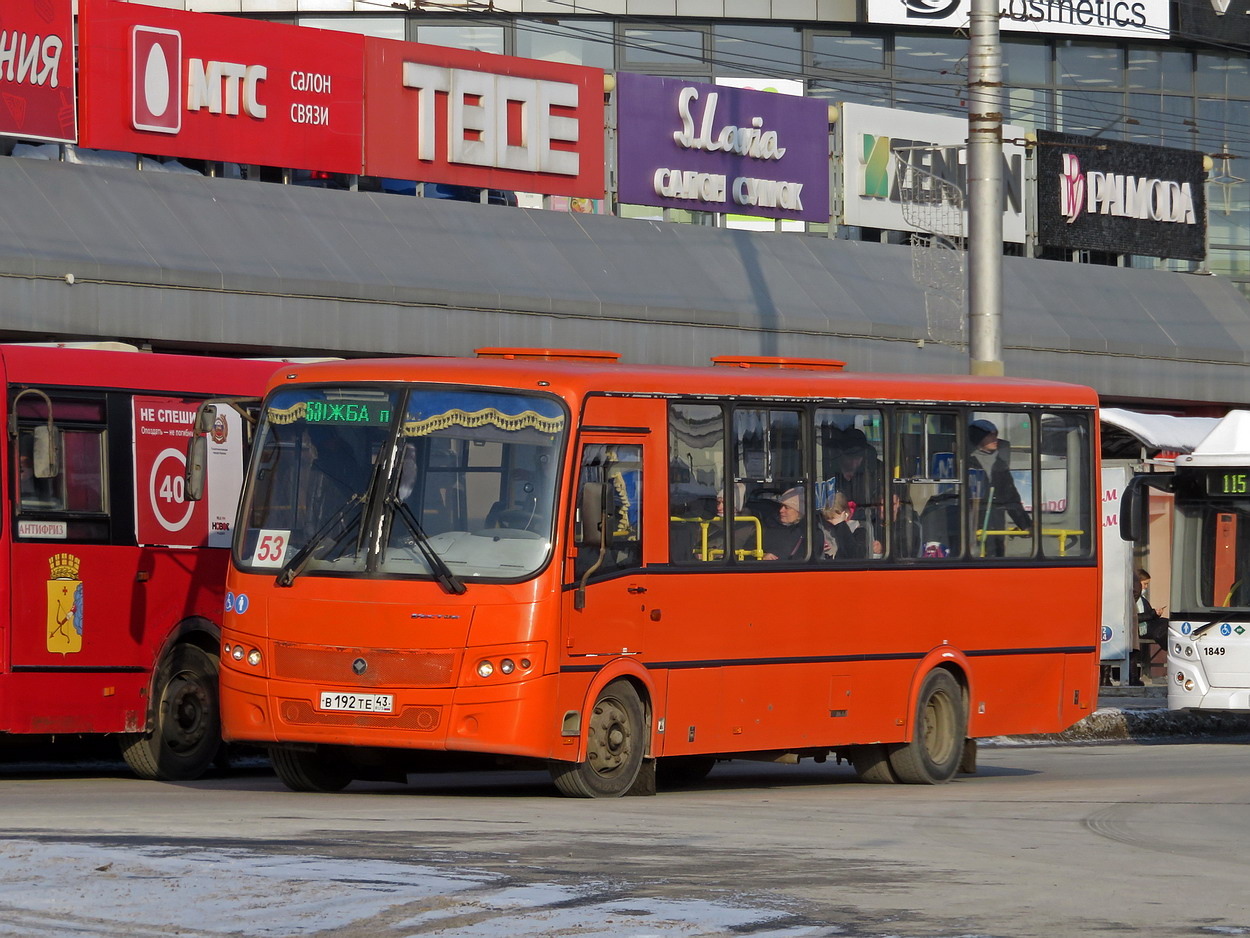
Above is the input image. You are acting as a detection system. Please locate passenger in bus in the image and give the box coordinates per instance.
[762,486,806,560]
[831,429,879,507]
[967,419,1031,557]
[888,491,923,558]
[819,492,865,560]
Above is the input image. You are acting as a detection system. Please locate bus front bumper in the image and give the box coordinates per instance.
[220,666,564,760]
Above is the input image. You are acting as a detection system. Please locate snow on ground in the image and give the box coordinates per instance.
[0,839,832,937]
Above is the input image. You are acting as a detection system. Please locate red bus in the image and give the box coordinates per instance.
[219,349,1100,796]
[1,344,276,779]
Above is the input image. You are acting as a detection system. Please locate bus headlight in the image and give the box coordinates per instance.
[232,646,245,661]
[247,649,262,667]
[500,658,515,675]
[477,660,495,678]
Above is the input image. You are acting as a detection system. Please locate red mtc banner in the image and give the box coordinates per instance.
[77,0,365,173]
[363,38,604,198]
[0,0,76,144]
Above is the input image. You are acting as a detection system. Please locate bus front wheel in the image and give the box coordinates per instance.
[270,746,353,793]
[549,680,646,798]
[120,643,221,781]
[887,669,966,785]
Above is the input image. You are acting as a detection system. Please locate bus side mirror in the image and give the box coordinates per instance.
[185,405,217,502]
[579,481,612,549]
[1119,477,1141,542]
[574,481,612,610]
[31,424,58,479]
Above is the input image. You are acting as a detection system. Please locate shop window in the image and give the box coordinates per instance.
[810,31,886,75]
[515,20,614,70]
[413,23,505,55]
[621,27,706,70]
[1056,41,1123,88]
[713,25,802,75]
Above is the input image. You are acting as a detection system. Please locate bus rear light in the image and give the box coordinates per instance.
[247,649,262,667]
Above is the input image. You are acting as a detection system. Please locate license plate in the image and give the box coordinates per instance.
[319,691,394,713]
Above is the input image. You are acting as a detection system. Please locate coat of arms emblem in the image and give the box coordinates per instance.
[46,553,84,654]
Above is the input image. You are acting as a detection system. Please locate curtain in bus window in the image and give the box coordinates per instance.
[575,443,643,578]
[893,410,960,559]
[815,408,883,560]
[1040,412,1093,560]
[968,411,1035,560]
[668,403,724,563]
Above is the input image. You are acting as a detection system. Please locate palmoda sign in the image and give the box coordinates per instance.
[1036,130,1206,261]
[615,73,830,223]
[866,0,1170,40]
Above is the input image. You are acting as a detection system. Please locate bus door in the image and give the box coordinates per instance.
[564,437,648,658]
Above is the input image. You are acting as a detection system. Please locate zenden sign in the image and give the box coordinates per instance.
[837,103,1027,243]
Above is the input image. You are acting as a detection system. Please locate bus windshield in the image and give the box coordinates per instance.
[1173,475,1250,614]
[236,385,566,582]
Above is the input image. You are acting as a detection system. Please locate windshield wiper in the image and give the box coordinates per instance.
[275,494,365,588]
[388,495,467,595]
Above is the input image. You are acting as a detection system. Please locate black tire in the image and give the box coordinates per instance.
[848,743,898,784]
[549,680,646,798]
[120,644,221,781]
[270,746,353,793]
[657,755,716,789]
[887,669,966,784]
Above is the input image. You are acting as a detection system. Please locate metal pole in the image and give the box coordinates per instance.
[967,0,1004,376]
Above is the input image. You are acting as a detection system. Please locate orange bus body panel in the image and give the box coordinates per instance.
[220,355,1100,770]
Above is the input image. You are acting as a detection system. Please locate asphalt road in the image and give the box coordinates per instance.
[0,741,1247,938]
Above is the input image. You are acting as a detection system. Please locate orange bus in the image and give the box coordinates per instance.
[1,344,276,778]
[219,349,1100,796]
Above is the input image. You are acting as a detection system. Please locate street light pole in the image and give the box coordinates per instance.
[967,0,1004,376]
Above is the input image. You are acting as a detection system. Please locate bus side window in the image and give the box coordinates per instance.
[16,426,107,514]
[1040,412,1093,559]
[574,443,642,579]
[893,410,960,559]
[668,402,723,563]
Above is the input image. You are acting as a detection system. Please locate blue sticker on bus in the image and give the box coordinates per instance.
[225,592,235,613]
[235,594,250,615]
[1221,623,1232,636]
[1181,622,1192,635]
[1100,625,1112,643]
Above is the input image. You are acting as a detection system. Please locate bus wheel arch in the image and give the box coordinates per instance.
[121,624,222,781]
[887,664,968,785]
[550,672,652,798]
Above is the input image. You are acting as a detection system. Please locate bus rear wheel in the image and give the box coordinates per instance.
[549,680,645,798]
[848,744,898,784]
[887,669,966,785]
[120,644,221,781]
[270,746,353,793]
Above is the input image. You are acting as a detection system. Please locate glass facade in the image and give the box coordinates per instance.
[280,14,1249,297]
